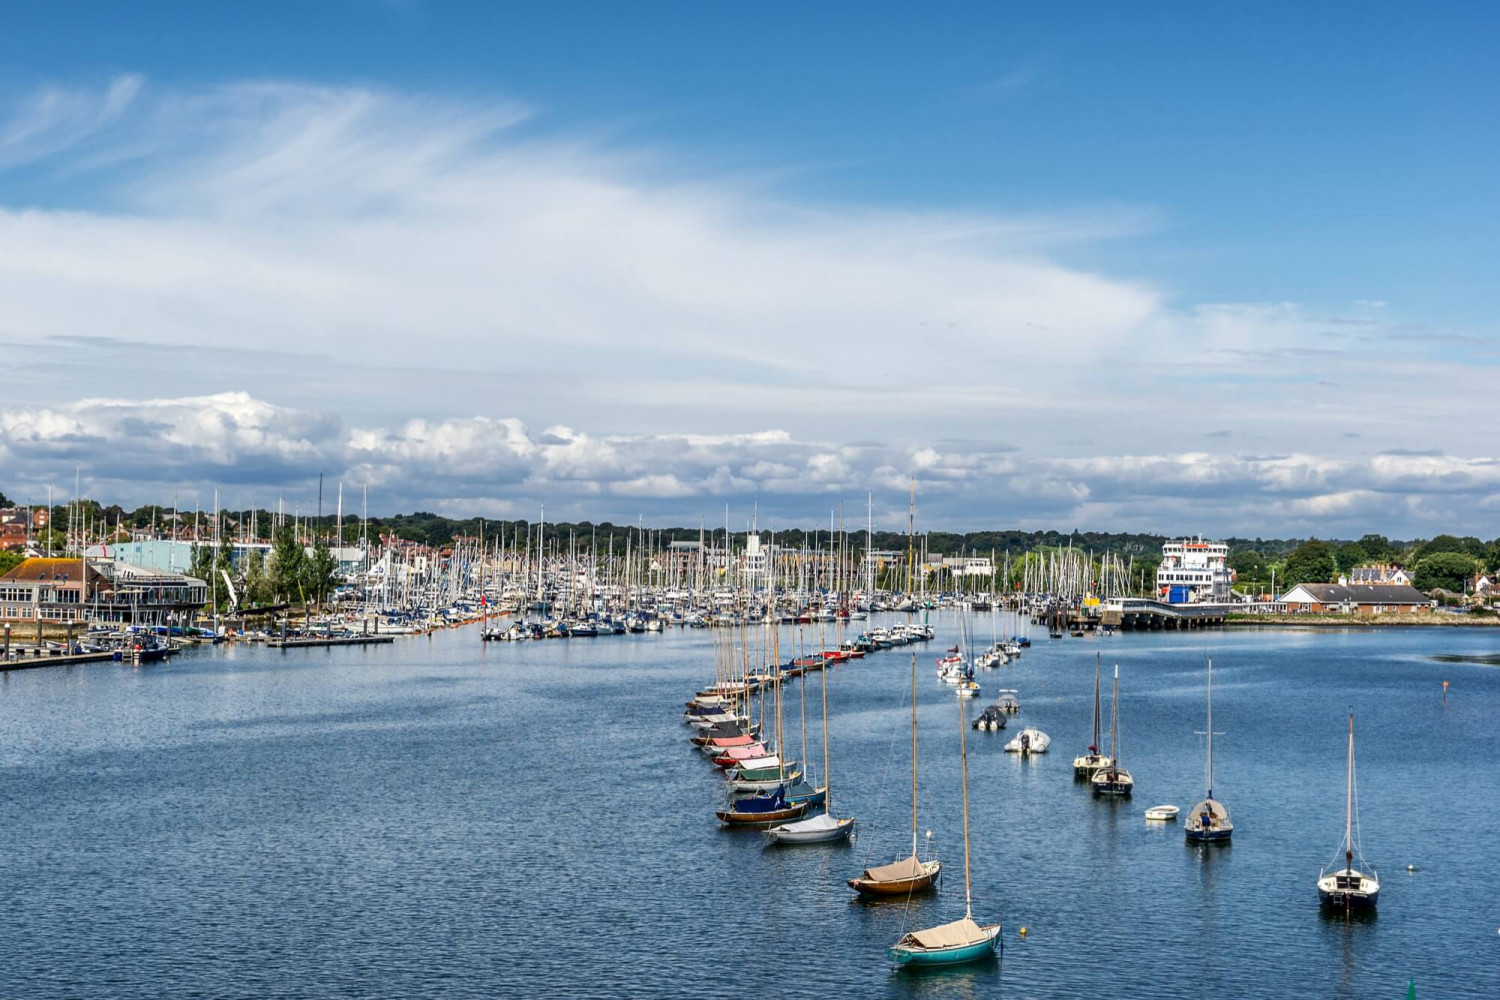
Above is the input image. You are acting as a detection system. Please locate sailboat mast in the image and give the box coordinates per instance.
[1206,657,1214,799]
[1111,665,1120,763]
[1345,712,1354,871]
[911,652,919,858]
[1092,653,1102,751]
[821,642,831,811]
[958,663,973,919]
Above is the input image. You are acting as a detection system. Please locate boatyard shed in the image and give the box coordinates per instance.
[1278,583,1433,614]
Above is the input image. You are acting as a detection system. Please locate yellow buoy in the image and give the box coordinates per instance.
[1019,926,1027,937]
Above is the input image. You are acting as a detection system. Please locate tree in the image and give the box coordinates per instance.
[1227,549,1266,584]
[0,488,11,508]
[269,527,306,603]
[1412,534,1485,562]
[1412,551,1478,593]
[1283,539,1337,585]
[1356,534,1394,564]
[189,542,214,584]
[1333,542,1368,573]
[243,550,272,607]
[0,550,23,575]
[302,536,340,608]
[1484,538,1500,574]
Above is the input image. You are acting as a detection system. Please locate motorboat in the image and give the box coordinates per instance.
[972,705,1007,731]
[1004,728,1050,754]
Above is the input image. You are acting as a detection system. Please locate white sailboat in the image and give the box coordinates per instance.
[1185,657,1232,842]
[1091,665,1134,797]
[766,641,855,844]
[1317,713,1379,908]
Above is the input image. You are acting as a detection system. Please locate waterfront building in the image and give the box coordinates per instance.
[1277,583,1432,614]
[1155,537,1232,602]
[0,557,208,626]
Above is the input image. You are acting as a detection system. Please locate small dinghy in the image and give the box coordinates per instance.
[1004,728,1050,754]
[716,786,811,827]
[1145,805,1180,822]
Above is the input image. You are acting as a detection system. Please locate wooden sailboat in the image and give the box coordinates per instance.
[1185,657,1232,842]
[849,654,941,894]
[717,622,808,825]
[1317,713,1379,907]
[766,644,855,844]
[1072,653,1114,777]
[1091,665,1134,797]
[887,667,1001,966]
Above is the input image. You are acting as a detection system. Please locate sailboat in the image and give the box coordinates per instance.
[848,655,941,895]
[1185,657,1232,842]
[1317,713,1379,908]
[766,647,855,844]
[1072,653,1114,777]
[1091,665,1134,797]
[887,667,1001,966]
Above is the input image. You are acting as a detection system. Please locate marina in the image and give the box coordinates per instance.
[1,613,1494,997]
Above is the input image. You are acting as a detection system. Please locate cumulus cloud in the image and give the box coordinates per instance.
[4,392,1500,537]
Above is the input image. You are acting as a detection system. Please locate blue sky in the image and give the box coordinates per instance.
[1,3,1497,535]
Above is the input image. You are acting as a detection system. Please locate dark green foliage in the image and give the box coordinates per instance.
[0,489,11,508]
[1333,542,1368,573]
[0,550,23,575]
[1283,539,1337,585]
[1357,534,1394,564]
[269,527,306,602]
[1227,549,1266,582]
[302,537,340,607]
[1412,534,1486,562]
[189,542,214,583]
[1411,551,1478,593]
[1487,539,1500,573]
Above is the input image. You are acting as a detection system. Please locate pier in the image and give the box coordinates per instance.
[266,635,395,649]
[1100,598,1231,630]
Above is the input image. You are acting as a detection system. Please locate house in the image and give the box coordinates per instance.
[1347,565,1412,586]
[1278,583,1433,614]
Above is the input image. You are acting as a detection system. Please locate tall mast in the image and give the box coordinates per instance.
[1111,665,1119,763]
[958,658,973,919]
[1345,712,1354,872]
[1206,657,1214,799]
[821,639,831,810]
[1092,653,1102,752]
[910,652,919,858]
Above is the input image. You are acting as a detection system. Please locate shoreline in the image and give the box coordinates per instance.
[1225,614,1500,628]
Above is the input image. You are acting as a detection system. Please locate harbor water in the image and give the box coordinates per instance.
[1,617,1496,998]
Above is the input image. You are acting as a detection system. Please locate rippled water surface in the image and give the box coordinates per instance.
[2,616,1496,998]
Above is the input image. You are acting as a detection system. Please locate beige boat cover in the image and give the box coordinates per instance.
[860,854,928,882]
[904,917,988,950]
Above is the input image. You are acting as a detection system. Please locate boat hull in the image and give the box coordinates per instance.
[715,802,810,826]
[888,926,1001,966]
[764,817,855,844]
[1185,825,1232,842]
[847,861,941,896]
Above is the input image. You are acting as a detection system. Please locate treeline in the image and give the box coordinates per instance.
[1230,534,1499,595]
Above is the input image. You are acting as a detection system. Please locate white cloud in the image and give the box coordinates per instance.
[3,392,1500,537]
[0,76,1496,533]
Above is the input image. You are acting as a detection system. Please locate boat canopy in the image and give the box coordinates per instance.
[860,854,928,882]
[776,813,844,834]
[903,916,989,950]
[1188,798,1230,822]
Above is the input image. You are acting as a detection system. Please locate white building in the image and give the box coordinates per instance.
[1156,537,1231,602]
